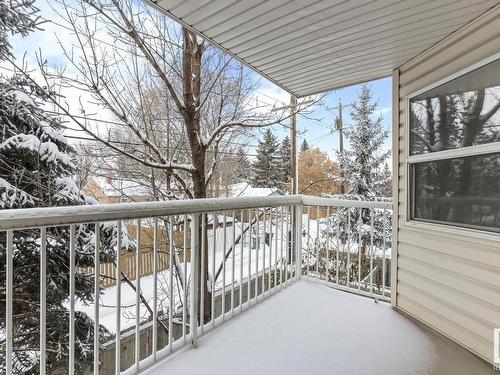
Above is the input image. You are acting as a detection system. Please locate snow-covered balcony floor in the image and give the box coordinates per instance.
[144,279,494,375]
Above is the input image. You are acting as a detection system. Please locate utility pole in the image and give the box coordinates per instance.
[327,98,353,194]
[272,96,313,194]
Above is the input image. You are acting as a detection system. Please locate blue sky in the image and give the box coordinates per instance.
[255,76,393,161]
[8,0,393,164]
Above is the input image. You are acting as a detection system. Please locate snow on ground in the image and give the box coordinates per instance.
[77,213,389,334]
[76,218,289,334]
[144,280,493,375]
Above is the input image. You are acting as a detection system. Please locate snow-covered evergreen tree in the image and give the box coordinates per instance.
[234,146,251,183]
[332,84,391,249]
[0,2,133,373]
[277,136,291,190]
[0,0,39,61]
[250,129,281,188]
[309,85,392,287]
[338,84,390,197]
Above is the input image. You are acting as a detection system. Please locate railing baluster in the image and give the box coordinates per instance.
[274,208,279,291]
[347,210,351,288]
[152,217,158,359]
[306,206,310,275]
[358,208,362,291]
[262,208,266,295]
[94,223,100,375]
[183,214,188,342]
[200,213,205,333]
[370,210,374,296]
[69,224,75,375]
[326,206,330,281]
[285,206,290,284]
[222,211,226,320]
[211,212,216,328]
[247,209,251,304]
[115,221,122,375]
[168,218,174,351]
[239,209,244,311]
[280,206,284,288]
[40,228,47,375]
[268,208,272,293]
[135,219,141,370]
[382,211,387,299]
[231,210,236,315]
[336,207,340,285]
[255,209,259,301]
[316,206,320,275]
[5,230,13,374]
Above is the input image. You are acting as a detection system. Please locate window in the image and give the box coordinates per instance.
[408,56,500,233]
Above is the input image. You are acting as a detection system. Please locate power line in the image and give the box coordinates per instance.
[66,135,261,157]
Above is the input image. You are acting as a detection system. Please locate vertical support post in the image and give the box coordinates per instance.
[190,213,200,347]
[5,230,13,375]
[391,68,400,307]
[294,204,303,279]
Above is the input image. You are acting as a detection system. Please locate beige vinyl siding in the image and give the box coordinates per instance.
[395,4,500,363]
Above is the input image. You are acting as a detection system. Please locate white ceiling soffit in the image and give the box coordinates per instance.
[148,0,500,97]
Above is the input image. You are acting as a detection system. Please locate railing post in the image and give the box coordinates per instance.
[190,213,200,347]
[294,204,303,280]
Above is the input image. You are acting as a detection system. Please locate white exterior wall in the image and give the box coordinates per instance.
[393,4,500,363]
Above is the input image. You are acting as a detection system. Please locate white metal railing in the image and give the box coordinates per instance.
[0,195,392,374]
[301,196,393,301]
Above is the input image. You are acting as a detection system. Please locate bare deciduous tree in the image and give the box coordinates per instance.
[30,0,319,324]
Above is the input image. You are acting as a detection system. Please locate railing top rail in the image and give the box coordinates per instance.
[0,195,302,230]
[301,195,392,209]
[0,194,392,231]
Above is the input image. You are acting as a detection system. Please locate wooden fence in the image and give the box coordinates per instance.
[78,248,171,288]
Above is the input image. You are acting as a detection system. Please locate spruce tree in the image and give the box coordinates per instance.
[234,146,251,183]
[277,136,291,190]
[250,129,280,188]
[337,84,391,197]
[0,2,132,372]
[319,84,391,284]
[300,138,310,153]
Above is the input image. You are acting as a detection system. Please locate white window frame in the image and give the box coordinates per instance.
[405,52,500,238]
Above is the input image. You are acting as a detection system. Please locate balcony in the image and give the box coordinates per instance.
[0,195,494,374]
[145,279,493,375]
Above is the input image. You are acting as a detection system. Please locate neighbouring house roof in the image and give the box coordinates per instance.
[148,0,499,96]
[229,182,284,198]
[87,176,152,198]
